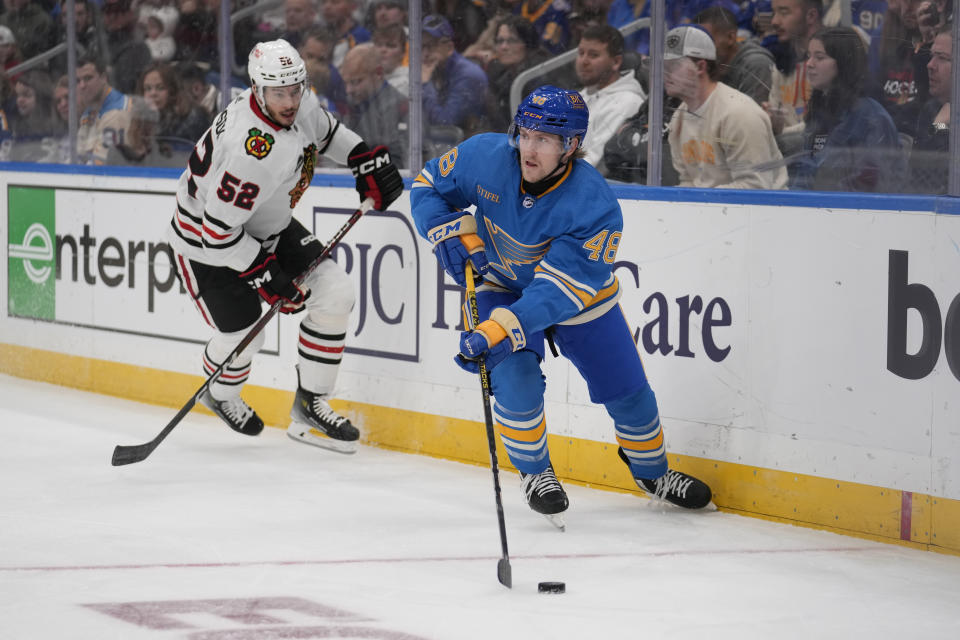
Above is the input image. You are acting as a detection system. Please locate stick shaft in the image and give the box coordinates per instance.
[465,263,512,587]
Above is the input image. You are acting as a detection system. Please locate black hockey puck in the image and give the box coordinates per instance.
[537,581,565,594]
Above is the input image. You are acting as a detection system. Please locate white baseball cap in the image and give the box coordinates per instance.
[0,26,15,46]
[664,25,716,61]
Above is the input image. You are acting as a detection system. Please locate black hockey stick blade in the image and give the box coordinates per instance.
[112,396,199,466]
[498,557,512,588]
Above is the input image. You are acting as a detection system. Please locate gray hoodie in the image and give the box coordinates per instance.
[723,40,775,106]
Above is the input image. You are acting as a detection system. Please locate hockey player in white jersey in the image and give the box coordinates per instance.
[167,39,403,453]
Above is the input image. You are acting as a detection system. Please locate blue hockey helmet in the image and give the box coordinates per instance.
[510,85,589,153]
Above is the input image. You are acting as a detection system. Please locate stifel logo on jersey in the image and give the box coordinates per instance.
[245,128,274,159]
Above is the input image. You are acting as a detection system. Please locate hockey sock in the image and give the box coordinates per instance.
[607,387,668,479]
[297,315,347,394]
[494,402,550,475]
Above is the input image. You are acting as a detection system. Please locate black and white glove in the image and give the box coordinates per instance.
[238,249,309,314]
[348,143,404,211]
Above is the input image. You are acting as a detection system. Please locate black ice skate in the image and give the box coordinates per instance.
[199,389,264,436]
[618,447,712,509]
[287,387,359,454]
[519,464,569,531]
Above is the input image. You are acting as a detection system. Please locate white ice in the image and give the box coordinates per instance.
[1,373,958,639]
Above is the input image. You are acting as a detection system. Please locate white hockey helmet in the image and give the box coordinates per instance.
[248,39,307,108]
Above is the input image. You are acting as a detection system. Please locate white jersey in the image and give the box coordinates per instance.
[168,88,362,272]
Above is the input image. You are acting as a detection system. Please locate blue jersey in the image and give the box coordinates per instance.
[516,0,571,55]
[410,133,623,335]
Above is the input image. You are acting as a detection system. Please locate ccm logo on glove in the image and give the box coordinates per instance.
[351,152,392,175]
[239,250,309,314]
[429,218,468,244]
[348,143,404,211]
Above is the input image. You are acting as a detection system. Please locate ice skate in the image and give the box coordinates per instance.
[618,447,712,509]
[519,465,569,531]
[287,387,359,454]
[199,389,264,436]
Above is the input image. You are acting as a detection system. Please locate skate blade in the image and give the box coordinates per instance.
[543,513,566,531]
[286,424,358,454]
[643,494,717,511]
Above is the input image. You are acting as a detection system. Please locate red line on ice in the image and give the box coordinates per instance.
[1,546,884,573]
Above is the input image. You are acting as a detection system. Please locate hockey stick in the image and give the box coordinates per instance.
[111,198,375,467]
[464,262,513,589]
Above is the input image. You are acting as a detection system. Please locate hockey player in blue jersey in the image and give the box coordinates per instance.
[410,85,712,527]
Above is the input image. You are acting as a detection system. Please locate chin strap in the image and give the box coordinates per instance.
[521,156,573,196]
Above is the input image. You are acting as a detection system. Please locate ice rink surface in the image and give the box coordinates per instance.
[1,373,959,639]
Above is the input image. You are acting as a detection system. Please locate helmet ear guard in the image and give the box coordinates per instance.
[248,39,308,108]
[510,85,589,154]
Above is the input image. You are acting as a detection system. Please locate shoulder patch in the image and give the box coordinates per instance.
[245,127,274,159]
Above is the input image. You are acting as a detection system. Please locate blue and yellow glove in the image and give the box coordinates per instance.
[427,211,489,287]
[455,308,527,374]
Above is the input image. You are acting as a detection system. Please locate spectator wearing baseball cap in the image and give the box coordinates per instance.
[0,24,14,46]
[420,14,487,135]
[0,24,20,75]
[664,25,787,190]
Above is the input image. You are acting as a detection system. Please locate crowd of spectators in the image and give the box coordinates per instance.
[0,0,952,194]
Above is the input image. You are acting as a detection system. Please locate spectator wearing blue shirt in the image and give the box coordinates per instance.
[421,14,488,134]
[323,0,371,67]
[788,26,904,192]
[514,0,572,55]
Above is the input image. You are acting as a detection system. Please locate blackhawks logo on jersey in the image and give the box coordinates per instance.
[289,143,317,208]
[245,128,274,159]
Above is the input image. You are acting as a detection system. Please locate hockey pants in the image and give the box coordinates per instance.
[471,290,668,480]
[175,219,355,402]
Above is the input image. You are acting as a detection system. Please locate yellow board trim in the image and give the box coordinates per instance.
[2,342,958,556]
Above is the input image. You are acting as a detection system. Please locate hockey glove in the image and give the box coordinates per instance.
[427,210,489,287]
[348,143,404,211]
[455,308,527,374]
[239,249,309,314]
